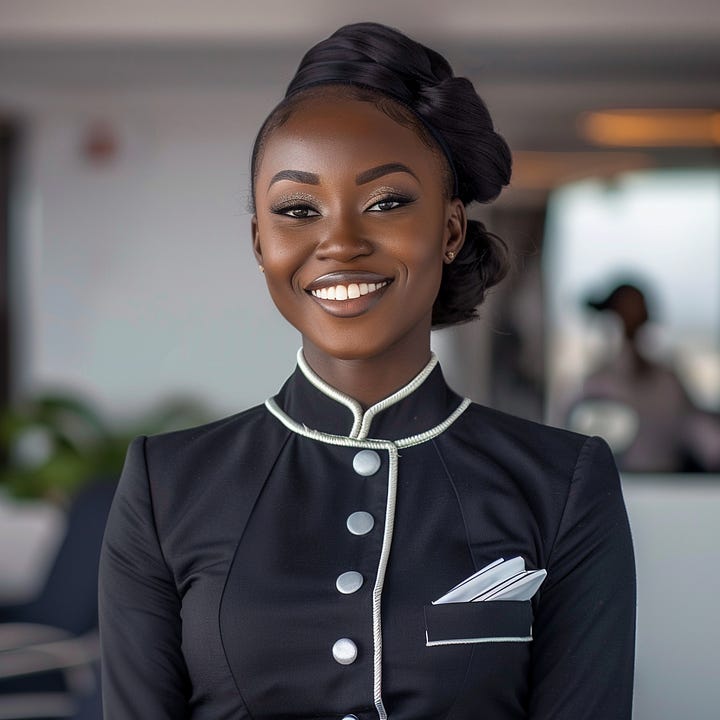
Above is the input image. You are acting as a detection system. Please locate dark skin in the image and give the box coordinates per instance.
[252,91,466,408]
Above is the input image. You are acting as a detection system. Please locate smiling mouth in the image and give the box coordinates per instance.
[310,281,389,301]
[305,272,393,317]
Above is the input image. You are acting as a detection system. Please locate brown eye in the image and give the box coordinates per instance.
[272,204,320,219]
[288,207,311,218]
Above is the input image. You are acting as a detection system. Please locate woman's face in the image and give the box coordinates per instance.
[252,92,465,363]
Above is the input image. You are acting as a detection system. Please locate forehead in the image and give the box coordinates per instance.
[256,93,446,182]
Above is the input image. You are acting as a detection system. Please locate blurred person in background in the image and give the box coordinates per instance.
[99,22,635,720]
[568,280,720,473]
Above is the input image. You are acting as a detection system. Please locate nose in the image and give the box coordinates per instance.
[315,213,373,263]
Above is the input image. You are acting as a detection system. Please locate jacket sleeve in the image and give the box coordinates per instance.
[528,435,636,719]
[99,435,191,719]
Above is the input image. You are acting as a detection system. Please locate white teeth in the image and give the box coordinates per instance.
[310,281,388,300]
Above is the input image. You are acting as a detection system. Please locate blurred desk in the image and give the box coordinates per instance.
[623,474,720,720]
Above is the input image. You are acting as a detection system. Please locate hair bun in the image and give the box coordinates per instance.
[414,75,511,203]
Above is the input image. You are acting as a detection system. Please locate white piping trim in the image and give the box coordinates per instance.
[426,635,533,646]
[295,348,440,440]
[395,398,471,448]
[265,399,394,450]
[356,354,439,439]
[296,349,365,437]
[264,396,470,450]
[371,446,397,720]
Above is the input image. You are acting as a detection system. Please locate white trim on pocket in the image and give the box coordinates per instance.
[423,599,534,647]
[425,630,533,646]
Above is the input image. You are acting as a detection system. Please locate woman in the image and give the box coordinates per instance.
[99,22,636,719]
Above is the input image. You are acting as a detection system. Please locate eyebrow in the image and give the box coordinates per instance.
[268,169,320,188]
[268,162,419,190]
[356,162,419,185]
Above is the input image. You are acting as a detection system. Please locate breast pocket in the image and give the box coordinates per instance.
[424,600,533,646]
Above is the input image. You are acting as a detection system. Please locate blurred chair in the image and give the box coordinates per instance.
[0,478,117,719]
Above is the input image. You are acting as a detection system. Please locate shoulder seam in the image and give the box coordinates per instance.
[570,435,602,485]
[141,434,181,595]
[146,403,268,444]
[544,434,597,572]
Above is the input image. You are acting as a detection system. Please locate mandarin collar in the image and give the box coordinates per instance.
[270,349,464,442]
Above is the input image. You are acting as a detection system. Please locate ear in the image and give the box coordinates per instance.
[443,198,466,262]
[251,215,263,265]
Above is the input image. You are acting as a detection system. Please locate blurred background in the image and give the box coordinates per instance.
[0,1,718,718]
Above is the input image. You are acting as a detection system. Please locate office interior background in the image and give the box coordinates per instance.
[0,1,719,718]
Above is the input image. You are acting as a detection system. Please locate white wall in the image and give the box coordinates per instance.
[9,85,306,421]
[624,478,720,720]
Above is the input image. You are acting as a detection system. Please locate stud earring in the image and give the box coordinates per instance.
[258,265,264,273]
[445,250,455,262]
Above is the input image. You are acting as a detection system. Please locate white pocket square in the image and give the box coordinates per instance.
[433,556,547,604]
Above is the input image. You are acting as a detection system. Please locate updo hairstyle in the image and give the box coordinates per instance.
[250,22,512,326]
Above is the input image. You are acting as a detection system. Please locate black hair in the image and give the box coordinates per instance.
[250,22,512,326]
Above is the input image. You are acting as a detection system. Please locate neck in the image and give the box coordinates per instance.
[301,337,432,410]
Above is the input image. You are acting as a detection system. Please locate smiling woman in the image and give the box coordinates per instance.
[251,90,468,399]
[99,22,636,720]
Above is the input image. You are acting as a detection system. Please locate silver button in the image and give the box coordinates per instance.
[353,449,381,476]
[336,571,364,594]
[347,511,374,536]
[342,716,359,720]
[332,637,358,665]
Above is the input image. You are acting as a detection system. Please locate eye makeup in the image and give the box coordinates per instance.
[269,191,320,215]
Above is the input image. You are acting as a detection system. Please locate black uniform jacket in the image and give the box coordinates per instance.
[99,352,636,720]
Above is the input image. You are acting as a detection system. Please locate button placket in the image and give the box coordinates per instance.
[331,449,382,681]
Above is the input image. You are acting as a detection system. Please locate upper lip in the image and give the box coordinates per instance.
[305,271,393,292]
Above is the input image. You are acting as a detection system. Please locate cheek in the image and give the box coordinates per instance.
[394,223,446,285]
[257,224,307,286]
[263,262,303,317]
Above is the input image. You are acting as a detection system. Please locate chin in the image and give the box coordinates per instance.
[304,320,428,365]
[308,337,392,362]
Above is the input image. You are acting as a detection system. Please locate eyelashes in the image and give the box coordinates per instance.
[272,204,319,219]
[364,191,417,212]
[367,197,404,212]
[269,192,417,218]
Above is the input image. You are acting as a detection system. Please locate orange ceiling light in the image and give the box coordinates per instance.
[579,109,720,147]
[509,151,654,190]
